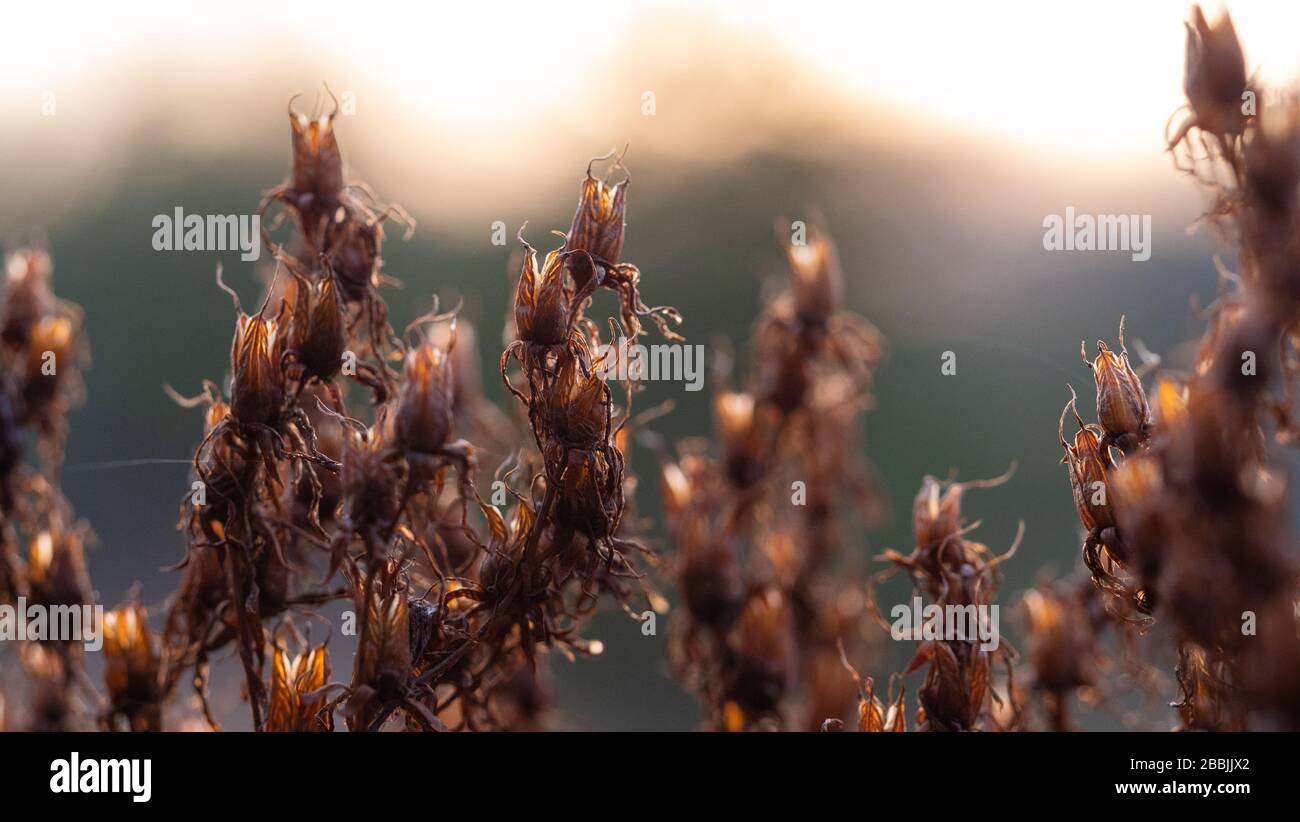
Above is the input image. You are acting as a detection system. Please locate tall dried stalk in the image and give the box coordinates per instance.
[1058,5,1300,731]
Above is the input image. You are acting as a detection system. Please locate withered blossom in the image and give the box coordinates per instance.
[1080,318,1151,454]
[1169,5,1248,149]
[102,598,162,732]
[266,634,332,732]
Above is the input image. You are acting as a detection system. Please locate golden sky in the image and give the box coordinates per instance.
[7,1,1300,152]
[5,1,1299,229]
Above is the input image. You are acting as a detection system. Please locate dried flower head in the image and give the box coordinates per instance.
[565,154,629,291]
[103,598,162,732]
[1080,317,1151,453]
[266,632,332,732]
[1172,5,1248,147]
[2,248,58,348]
[288,93,344,210]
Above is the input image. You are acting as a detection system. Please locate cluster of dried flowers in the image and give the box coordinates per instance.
[8,7,1300,734]
[863,470,1023,731]
[1048,5,1300,731]
[816,4,1300,734]
[0,247,98,730]
[67,92,681,732]
[661,224,887,730]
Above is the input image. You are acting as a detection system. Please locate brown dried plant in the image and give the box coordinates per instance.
[1056,4,1300,731]
[7,6,1300,734]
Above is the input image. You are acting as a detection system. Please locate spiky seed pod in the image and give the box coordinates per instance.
[1059,398,1118,538]
[26,526,92,612]
[912,475,963,552]
[783,234,843,328]
[543,355,608,451]
[1022,585,1095,697]
[103,600,162,731]
[286,265,348,383]
[2,249,56,348]
[322,204,385,301]
[287,99,344,211]
[514,242,572,348]
[395,342,455,454]
[266,638,332,732]
[714,391,766,490]
[1150,375,1189,431]
[352,575,412,697]
[565,163,628,291]
[725,588,795,727]
[678,513,745,631]
[20,315,76,418]
[1081,321,1151,452]
[1180,6,1248,142]
[331,415,403,572]
[914,639,990,732]
[229,299,289,427]
[559,156,682,341]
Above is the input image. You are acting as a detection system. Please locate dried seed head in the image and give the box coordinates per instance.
[395,341,455,453]
[552,446,626,542]
[1082,320,1150,447]
[27,526,92,610]
[103,599,161,729]
[229,288,289,426]
[566,160,628,287]
[324,205,383,297]
[714,391,765,489]
[1182,5,1248,140]
[783,233,843,326]
[2,248,56,347]
[513,241,571,347]
[1108,453,1166,602]
[103,602,156,689]
[1058,393,1115,534]
[679,514,745,630]
[267,637,332,732]
[915,639,990,731]
[853,679,887,732]
[429,318,481,409]
[475,547,516,601]
[288,266,347,379]
[1151,375,1190,432]
[727,588,795,720]
[713,391,754,441]
[353,576,412,693]
[544,355,609,449]
[1022,585,1094,694]
[21,643,72,730]
[22,316,76,409]
[336,416,402,543]
[288,94,344,204]
[912,475,963,549]
[837,648,907,733]
[659,460,694,524]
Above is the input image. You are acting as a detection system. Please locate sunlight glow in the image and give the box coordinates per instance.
[5,1,1300,159]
